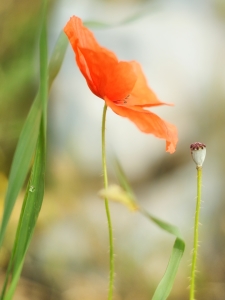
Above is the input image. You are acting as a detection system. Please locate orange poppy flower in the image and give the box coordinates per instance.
[64,16,178,153]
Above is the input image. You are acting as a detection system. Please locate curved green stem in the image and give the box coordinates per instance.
[190,166,202,300]
[102,103,114,300]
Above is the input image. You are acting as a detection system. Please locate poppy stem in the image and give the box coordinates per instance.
[102,103,114,300]
[190,166,202,300]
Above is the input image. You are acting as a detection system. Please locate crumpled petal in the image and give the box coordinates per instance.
[64,16,137,100]
[104,61,137,101]
[77,48,117,97]
[105,98,178,153]
[124,61,170,107]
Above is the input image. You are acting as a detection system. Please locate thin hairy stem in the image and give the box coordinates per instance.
[102,104,114,300]
[190,166,202,300]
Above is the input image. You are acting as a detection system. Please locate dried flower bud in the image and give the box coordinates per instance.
[190,142,206,167]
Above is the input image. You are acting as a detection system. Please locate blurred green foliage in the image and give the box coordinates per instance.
[0,0,42,175]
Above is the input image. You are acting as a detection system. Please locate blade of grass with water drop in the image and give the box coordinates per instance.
[2,5,70,298]
[1,122,46,300]
[0,1,48,298]
[0,18,68,249]
[0,92,42,247]
[115,160,185,300]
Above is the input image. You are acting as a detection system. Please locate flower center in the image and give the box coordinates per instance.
[113,94,130,105]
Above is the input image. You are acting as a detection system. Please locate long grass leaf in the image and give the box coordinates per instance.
[142,210,185,300]
[2,124,46,300]
[115,161,185,300]
[48,31,68,87]
[0,0,48,297]
[3,260,24,300]
[152,238,185,300]
[0,94,42,247]
[84,4,157,28]
[0,13,68,249]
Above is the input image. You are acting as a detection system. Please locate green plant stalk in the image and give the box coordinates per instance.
[39,0,48,141]
[102,104,114,300]
[190,166,202,300]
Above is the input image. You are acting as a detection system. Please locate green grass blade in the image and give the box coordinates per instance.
[115,161,185,300]
[0,0,48,297]
[0,93,42,247]
[2,124,46,300]
[39,0,48,139]
[141,210,185,300]
[83,4,157,28]
[142,211,182,239]
[83,21,113,29]
[152,238,185,300]
[3,260,24,300]
[48,31,68,87]
[0,13,68,248]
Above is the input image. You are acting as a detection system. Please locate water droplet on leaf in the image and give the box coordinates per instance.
[29,186,35,192]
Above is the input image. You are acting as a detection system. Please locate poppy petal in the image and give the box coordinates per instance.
[64,16,136,100]
[64,16,118,97]
[126,61,170,107]
[104,61,137,101]
[64,16,117,60]
[105,98,178,153]
[77,48,118,97]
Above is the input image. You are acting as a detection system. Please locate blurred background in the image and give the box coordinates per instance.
[1,0,225,299]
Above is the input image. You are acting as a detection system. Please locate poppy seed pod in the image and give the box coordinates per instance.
[190,142,206,167]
